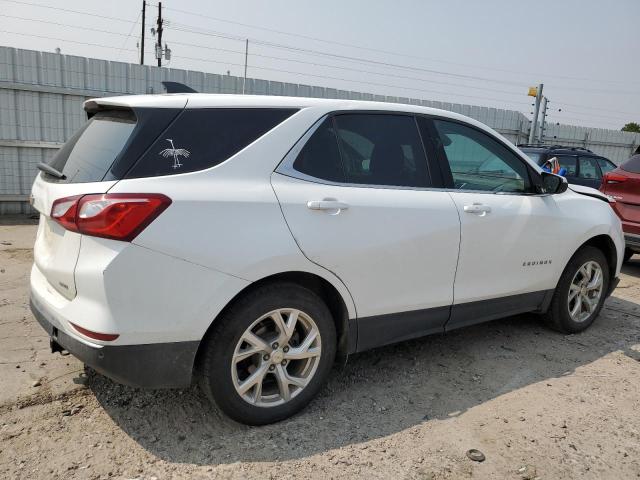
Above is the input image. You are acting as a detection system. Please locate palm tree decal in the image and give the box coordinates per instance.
[159,139,190,169]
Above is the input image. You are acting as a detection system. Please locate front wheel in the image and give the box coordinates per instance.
[543,246,609,334]
[199,282,336,425]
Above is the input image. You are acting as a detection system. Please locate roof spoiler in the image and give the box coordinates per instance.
[162,81,198,93]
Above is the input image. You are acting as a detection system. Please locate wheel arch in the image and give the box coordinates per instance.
[193,270,356,378]
[564,234,618,293]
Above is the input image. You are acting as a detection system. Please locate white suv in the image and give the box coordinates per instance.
[30,94,623,424]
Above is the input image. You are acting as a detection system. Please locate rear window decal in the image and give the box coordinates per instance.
[159,139,190,169]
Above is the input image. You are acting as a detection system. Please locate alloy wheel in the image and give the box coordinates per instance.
[231,308,322,407]
[567,260,604,323]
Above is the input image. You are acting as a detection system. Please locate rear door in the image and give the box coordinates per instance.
[30,106,180,300]
[272,113,461,350]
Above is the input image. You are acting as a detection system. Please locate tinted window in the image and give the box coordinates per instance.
[333,114,430,187]
[553,155,577,176]
[127,108,297,178]
[596,157,615,174]
[44,110,136,183]
[621,155,640,173]
[433,119,530,193]
[578,156,601,180]
[292,118,344,182]
[521,150,544,164]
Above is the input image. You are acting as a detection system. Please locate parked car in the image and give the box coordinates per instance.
[30,95,623,425]
[600,154,640,262]
[518,144,617,189]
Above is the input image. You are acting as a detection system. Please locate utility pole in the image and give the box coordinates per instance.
[242,39,248,94]
[537,96,548,142]
[156,2,163,67]
[140,1,146,65]
[528,83,543,143]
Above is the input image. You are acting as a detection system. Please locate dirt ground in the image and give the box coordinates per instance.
[1,223,640,480]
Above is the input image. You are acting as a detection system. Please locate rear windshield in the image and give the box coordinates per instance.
[125,108,298,178]
[621,155,640,174]
[44,110,136,183]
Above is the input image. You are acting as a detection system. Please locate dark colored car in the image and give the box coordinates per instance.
[519,144,617,189]
[600,154,640,262]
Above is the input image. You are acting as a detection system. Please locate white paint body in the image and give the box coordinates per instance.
[29,94,624,350]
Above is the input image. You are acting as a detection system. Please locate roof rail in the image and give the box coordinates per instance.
[517,143,593,153]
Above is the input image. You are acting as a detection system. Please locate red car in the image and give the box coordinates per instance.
[600,154,640,262]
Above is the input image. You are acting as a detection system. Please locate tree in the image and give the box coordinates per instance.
[622,122,640,133]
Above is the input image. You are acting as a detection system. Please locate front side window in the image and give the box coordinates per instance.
[432,119,530,193]
[578,156,601,180]
[554,155,577,176]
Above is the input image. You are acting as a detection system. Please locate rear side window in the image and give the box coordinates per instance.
[45,110,136,183]
[126,108,297,178]
[578,156,601,180]
[334,114,430,187]
[596,158,615,174]
[621,155,640,173]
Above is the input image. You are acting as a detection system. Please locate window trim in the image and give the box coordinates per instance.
[275,110,544,195]
[276,111,436,191]
[425,116,540,196]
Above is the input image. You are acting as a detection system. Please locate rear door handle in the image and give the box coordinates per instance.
[463,203,492,215]
[307,200,349,211]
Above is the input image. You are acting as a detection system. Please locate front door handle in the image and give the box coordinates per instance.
[307,199,349,212]
[463,203,492,215]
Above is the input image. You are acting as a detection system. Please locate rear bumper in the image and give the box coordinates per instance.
[30,296,198,388]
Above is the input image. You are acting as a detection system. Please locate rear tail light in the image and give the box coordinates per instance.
[604,172,628,184]
[51,193,171,241]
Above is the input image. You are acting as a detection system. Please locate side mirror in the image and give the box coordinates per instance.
[540,171,568,194]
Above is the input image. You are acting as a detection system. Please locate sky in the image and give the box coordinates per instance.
[1,0,639,130]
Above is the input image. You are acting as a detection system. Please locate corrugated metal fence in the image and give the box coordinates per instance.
[1,46,639,214]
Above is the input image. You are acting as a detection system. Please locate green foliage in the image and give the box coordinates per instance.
[622,122,640,133]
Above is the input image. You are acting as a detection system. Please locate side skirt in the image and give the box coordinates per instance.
[354,290,554,353]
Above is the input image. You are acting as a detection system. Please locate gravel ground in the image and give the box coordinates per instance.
[1,223,640,479]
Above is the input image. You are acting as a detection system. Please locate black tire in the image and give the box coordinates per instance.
[543,246,609,334]
[624,248,634,263]
[199,282,336,425]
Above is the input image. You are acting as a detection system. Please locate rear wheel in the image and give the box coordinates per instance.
[543,246,609,333]
[199,282,336,425]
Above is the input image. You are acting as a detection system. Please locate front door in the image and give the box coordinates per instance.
[272,113,461,350]
[428,118,567,330]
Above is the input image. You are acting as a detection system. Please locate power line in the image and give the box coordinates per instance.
[0,15,532,105]
[168,22,640,97]
[116,10,142,59]
[168,51,532,109]
[170,22,531,89]
[162,3,639,88]
[0,0,135,24]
